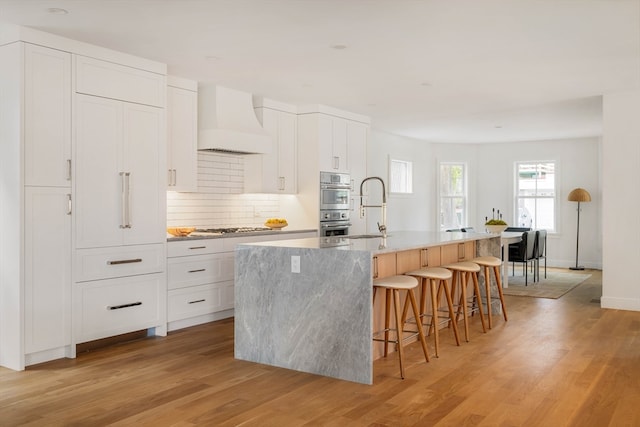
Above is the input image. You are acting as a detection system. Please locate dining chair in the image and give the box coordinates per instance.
[508,230,537,285]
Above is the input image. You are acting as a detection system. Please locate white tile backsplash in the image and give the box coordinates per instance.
[167,152,280,228]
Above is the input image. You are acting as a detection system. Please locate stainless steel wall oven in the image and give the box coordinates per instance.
[319,172,351,236]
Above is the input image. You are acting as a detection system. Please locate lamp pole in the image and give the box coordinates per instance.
[570,201,584,270]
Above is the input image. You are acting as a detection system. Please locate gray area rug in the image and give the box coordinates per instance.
[503,271,592,299]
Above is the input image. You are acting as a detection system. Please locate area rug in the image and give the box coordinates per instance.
[502,271,592,299]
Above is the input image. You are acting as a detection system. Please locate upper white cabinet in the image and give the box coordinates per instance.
[167,76,198,192]
[245,98,298,194]
[24,44,72,187]
[75,55,165,107]
[75,94,165,249]
[347,121,368,235]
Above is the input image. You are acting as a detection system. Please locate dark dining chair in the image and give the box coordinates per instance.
[508,230,537,285]
[534,229,547,281]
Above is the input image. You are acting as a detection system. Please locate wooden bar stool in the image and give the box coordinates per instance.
[373,275,430,379]
[404,267,461,357]
[472,256,508,329]
[442,261,487,342]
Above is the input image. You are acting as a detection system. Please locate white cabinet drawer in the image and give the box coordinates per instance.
[75,55,165,107]
[75,244,165,282]
[167,281,234,322]
[75,273,166,343]
[167,238,224,257]
[167,253,234,290]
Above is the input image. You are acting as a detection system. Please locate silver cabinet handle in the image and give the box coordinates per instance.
[168,169,173,186]
[333,156,339,170]
[188,246,206,250]
[67,194,72,215]
[107,302,142,310]
[188,269,206,273]
[120,172,127,228]
[188,299,206,304]
[173,169,177,186]
[66,159,72,181]
[107,258,142,265]
[278,176,285,191]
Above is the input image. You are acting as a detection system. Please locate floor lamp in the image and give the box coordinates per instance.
[567,188,591,270]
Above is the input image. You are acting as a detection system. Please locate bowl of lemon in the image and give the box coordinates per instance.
[265,218,288,229]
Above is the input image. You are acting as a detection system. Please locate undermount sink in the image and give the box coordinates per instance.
[347,234,387,239]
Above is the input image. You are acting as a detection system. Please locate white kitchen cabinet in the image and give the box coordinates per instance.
[297,105,370,230]
[74,273,166,343]
[245,99,298,194]
[24,187,72,359]
[75,94,165,249]
[0,42,74,370]
[167,77,198,192]
[24,44,72,187]
[347,121,368,235]
[167,239,235,331]
[75,55,165,107]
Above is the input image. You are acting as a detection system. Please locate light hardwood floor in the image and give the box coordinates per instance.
[2,269,639,426]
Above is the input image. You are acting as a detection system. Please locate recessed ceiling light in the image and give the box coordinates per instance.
[495,125,503,129]
[420,82,432,87]
[330,44,347,50]
[205,55,220,61]
[46,8,68,15]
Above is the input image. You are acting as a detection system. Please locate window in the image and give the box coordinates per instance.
[439,162,467,230]
[515,161,556,231]
[389,158,413,194]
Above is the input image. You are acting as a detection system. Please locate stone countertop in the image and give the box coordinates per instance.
[167,228,317,242]
[241,230,498,255]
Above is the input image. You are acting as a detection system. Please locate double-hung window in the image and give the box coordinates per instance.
[515,161,556,231]
[439,162,467,230]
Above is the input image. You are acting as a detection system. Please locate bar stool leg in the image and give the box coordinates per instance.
[493,265,508,321]
[429,278,440,357]
[471,271,487,333]
[384,289,391,357]
[407,288,430,363]
[482,265,493,329]
[392,289,405,378]
[439,278,461,346]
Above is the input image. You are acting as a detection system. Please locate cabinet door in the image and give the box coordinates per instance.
[318,114,336,172]
[347,121,368,234]
[167,85,197,192]
[123,102,165,245]
[278,110,297,193]
[24,187,71,354]
[331,117,348,172]
[24,44,71,187]
[75,94,124,248]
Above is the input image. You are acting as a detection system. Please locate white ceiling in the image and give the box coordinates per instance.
[1,0,638,143]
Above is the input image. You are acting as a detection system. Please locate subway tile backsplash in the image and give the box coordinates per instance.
[166,152,280,228]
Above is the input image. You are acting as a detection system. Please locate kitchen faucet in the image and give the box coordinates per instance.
[359,176,387,238]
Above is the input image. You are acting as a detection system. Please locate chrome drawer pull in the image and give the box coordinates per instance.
[188,269,206,273]
[188,299,206,304]
[107,301,142,310]
[188,246,206,250]
[107,258,143,265]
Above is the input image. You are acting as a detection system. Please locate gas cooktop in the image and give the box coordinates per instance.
[194,227,271,234]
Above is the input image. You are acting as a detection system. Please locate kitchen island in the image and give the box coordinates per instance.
[234,231,500,384]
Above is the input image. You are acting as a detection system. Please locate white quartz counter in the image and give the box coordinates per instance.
[242,230,496,254]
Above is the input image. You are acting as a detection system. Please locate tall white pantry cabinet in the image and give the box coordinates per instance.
[0,25,167,370]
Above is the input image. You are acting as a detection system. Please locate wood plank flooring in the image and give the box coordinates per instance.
[2,269,639,426]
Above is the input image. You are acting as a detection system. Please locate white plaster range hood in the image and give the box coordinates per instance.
[198,84,272,155]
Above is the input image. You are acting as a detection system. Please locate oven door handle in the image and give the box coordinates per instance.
[321,222,352,228]
[321,185,351,190]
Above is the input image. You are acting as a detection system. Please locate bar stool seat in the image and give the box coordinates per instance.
[373,275,430,379]
[405,267,461,357]
[471,256,508,329]
[442,261,487,342]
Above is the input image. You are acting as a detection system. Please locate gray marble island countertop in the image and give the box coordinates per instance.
[242,230,496,254]
[234,230,500,385]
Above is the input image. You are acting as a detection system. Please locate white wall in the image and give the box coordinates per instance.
[369,130,603,270]
[601,90,640,311]
[367,130,435,233]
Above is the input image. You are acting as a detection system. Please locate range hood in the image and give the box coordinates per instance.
[198,84,272,155]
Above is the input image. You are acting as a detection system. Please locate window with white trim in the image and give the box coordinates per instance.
[515,161,556,231]
[439,162,467,230]
[389,158,413,194]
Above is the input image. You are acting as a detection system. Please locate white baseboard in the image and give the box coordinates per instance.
[601,296,640,312]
